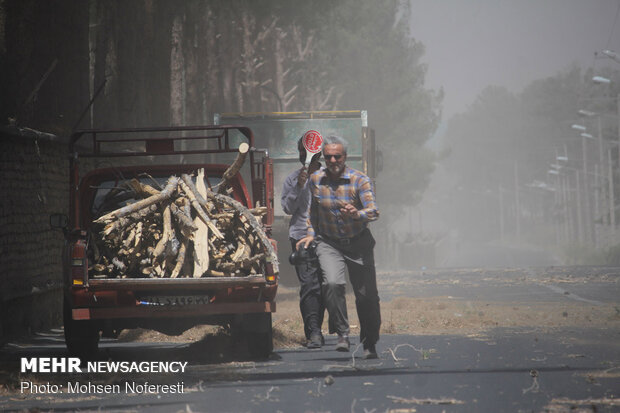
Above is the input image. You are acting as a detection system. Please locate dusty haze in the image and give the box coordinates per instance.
[397,1,620,268]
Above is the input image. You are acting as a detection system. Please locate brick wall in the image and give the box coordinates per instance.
[0,127,69,340]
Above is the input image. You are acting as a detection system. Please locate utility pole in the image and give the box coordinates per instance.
[581,134,593,244]
[594,164,601,247]
[562,172,571,242]
[598,116,609,229]
[499,184,505,242]
[514,162,521,241]
[618,92,620,181]
[609,148,616,236]
[576,170,584,243]
[617,92,620,242]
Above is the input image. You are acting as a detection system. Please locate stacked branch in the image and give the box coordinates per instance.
[89,153,277,279]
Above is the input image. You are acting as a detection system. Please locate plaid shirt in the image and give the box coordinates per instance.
[307,166,379,239]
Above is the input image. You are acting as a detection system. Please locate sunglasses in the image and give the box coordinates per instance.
[324,154,343,160]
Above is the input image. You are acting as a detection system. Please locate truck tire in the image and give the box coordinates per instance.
[63,298,99,360]
[244,313,273,359]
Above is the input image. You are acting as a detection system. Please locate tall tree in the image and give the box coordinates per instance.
[313,0,442,208]
[91,0,175,129]
[1,0,89,133]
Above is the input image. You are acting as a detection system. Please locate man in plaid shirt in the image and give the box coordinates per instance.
[296,135,381,359]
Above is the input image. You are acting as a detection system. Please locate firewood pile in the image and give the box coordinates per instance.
[89,145,278,279]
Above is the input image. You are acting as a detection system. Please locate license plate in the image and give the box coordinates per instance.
[139,295,210,306]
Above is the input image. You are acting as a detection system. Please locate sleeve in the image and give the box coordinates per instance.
[356,175,379,222]
[280,171,305,215]
[306,178,318,237]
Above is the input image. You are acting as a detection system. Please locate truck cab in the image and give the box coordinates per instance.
[52,125,277,359]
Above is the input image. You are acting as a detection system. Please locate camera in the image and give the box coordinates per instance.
[289,241,317,265]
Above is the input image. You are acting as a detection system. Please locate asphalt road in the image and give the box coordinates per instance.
[1,328,619,412]
[377,266,620,304]
[1,266,619,412]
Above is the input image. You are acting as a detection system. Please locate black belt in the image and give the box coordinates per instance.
[322,230,366,246]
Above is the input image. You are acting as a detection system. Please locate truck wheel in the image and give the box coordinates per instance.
[63,298,99,360]
[245,313,273,359]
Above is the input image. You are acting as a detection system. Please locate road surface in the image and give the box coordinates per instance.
[1,266,618,412]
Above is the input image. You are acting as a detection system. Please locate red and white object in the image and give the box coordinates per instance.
[302,130,324,166]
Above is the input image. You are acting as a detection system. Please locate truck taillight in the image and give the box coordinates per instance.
[265,261,277,284]
[71,239,88,286]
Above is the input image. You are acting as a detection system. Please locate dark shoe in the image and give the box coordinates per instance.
[336,335,350,352]
[307,333,323,349]
[362,344,378,359]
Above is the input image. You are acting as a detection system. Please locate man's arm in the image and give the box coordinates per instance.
[296,177,318,250]
[354,175,379,222]
[280,171,307,215]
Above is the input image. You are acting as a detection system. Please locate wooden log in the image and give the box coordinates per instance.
[207,191,279,275]
[111,257,126,272]
[193,168,210,278]
[104,207,154,237]
[127,178,160,197]
[122,224,137,248]
[170,239,188,278]
[134,221,143,249]
[211,212,235,220]
[205,269,228,277]
[248,206,268,216]
[92,264,106,272]
[152,204,172,261]
[179,176,224,239]
[153,263,165,278]
[95,176,179,224]
[170,201,198,236]
[219,253,266,272]
[91,170,277,279]
[218,142,249,194]
[164,238,178,275]
[231,226,251,262]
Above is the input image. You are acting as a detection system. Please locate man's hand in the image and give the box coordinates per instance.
[340,203,360,219]
[296,235,314,250]
[297,166,308,188]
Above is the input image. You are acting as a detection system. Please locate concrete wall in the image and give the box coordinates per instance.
[0,127,68,341]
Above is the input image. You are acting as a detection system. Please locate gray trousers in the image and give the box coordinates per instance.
[290,239,324,340]
[315,229,381,346]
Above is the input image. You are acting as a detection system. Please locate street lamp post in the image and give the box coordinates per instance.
[571,124,595,245]
[609,147,616,236]
[578,103,616,243]
[555,153,580,243]
[593,75,620,233]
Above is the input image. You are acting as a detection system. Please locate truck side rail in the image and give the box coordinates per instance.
[70,125,255,158]
[68,125,269,230]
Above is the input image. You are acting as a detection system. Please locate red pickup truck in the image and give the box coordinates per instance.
[50,125,277,359]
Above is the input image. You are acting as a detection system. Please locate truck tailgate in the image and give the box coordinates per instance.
[87,275,268,291]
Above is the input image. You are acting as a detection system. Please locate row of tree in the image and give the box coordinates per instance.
[441,64,620,252]
[0,0,442,214]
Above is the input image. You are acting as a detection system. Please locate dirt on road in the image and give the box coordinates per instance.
[115,266,620,348]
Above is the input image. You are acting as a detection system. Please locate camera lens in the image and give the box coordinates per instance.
[288,251,298,265]
[289,242,317,265]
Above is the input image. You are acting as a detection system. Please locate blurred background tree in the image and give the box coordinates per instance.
[1,0,441,222]
[441,65,620,257]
